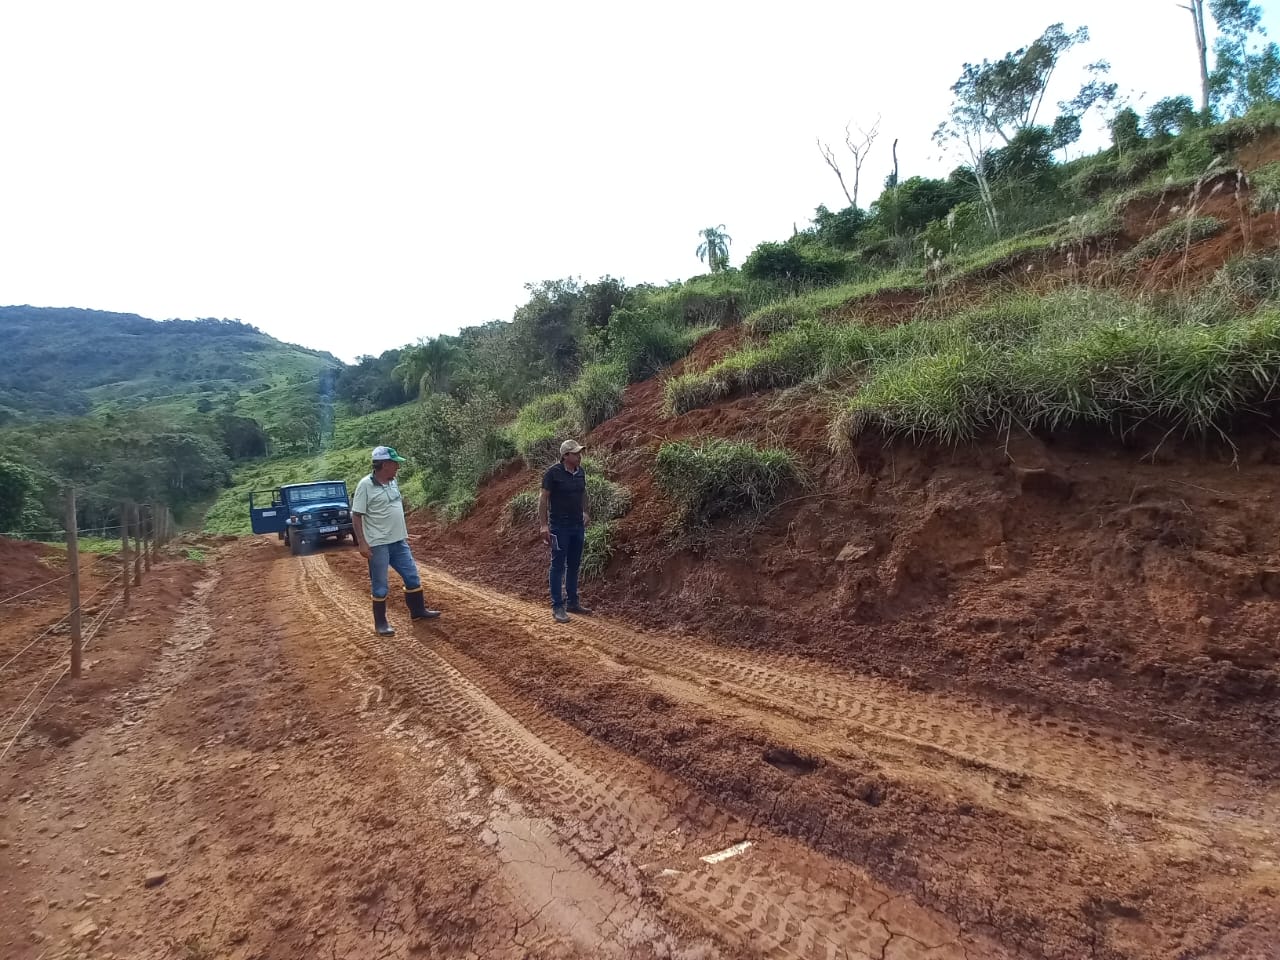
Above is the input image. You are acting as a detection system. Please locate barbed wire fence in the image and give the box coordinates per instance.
[0,486,176,764]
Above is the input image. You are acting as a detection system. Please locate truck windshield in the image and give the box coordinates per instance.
[287,484,346,503]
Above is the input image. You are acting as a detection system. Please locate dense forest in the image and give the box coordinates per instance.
[0,308,340,535]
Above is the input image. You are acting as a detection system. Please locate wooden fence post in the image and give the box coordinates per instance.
[143,505,153,572]
[67,487,82,679]
[120,501,131,608]
[133,504,143,588]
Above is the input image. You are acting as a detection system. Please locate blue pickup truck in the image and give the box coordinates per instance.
[249,481,355,555]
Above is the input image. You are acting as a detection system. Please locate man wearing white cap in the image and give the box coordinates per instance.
[351,445,440,635]
[538,438,592,623]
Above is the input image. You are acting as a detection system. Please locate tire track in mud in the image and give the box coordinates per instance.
[296,555,1004,960]
[413,565,1280,850]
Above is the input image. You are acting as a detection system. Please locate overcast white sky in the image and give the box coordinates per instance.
[1,1,1275,362]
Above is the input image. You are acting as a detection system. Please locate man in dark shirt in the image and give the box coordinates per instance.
[539,439,592,624]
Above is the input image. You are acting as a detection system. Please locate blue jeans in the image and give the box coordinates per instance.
[368,540,421,600]
[549,525,585,609]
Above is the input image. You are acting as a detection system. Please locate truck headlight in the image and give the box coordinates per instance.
[338,509,349,517]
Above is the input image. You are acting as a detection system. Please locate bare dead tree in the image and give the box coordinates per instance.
[818,117,882,210]
[817,137,854,207]
[1180,1,1211,113]
[843,116,881,210]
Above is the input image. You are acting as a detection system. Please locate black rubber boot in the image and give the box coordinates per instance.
[373,598,395,636]
[405,586,441,621]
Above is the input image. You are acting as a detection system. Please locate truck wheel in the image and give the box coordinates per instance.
[290,535,306,556]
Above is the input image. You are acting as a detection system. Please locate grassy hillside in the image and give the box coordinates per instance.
[0,306,341,423]
[202,448,372,536]
[0,307,347,538]
[203,403,425,535]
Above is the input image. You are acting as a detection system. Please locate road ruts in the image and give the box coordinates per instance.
[410,564,1280,852]
[295,554,1005,960]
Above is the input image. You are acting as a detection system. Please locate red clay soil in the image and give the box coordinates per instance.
[421,172,1280,764]
[424,405,1280,763]
[1140,207,1280,290]
[0,545,551,960]
[899,169,1276,308]
[1235,131,1280,173]
[0,539,63,600]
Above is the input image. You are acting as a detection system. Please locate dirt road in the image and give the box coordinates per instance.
[2,539,1277,959]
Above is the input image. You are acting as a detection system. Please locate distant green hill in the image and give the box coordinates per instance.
[0,305,341,423]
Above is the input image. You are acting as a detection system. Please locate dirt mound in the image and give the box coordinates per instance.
[0,537,63,599]
[418,162,1280,761]
[953,171,1271,298]
[425,411,1280,759]
[1235,130,1280,172]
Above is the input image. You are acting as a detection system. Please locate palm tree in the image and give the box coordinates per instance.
[392,336,462,399]
[696,225,732,273]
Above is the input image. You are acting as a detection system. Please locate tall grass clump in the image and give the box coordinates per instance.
[441,489,477,523]
[1203,99,1280,154]
[654,439,800,528]
[587,474,632,521]
[742,271,924,336]
[581,522,617,578]
[641,272,777,328]
[505,489,540,526]
[1208,251,1280,302]
[828,288,1280,450]
[505,473,631,528]
[665,293,1062,417]
[510,393,579,468]
[606,307,710,382]
[1249,161,1280,213]
[943,231,1060,279]
[1119,215,1226,267]
[745,300,820,335]
[571,362,626,431]
[664,323,831,415]
[1057,204,1124,244]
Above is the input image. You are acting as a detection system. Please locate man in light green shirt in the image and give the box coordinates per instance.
[351,445,439,635]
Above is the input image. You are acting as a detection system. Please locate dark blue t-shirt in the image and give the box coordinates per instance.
[542,463,586,528]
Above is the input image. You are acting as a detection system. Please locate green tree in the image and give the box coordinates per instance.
[810,205,868,249]
[510,278,587,387]
[947,24,1112,146]
[451,321,523,406]
[696,225,732,273]
[1109,106,1145,154]
[0,459,37,532]
[573,276,628,332]
[871,176,966,236]
[393,336,464,398]
[935,23,1114,235]
[1144,95,1203,139]
[336,350,408,411]
[217,414,269,460]
[1209,0,1280,116]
